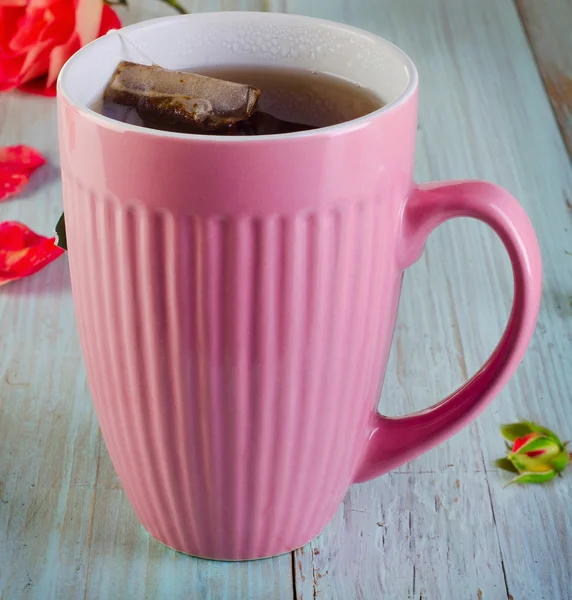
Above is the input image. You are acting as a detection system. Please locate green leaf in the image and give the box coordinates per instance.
[494,458,519,474]
[54,213,67,251]
[507,470,557,486]
[500,422,534,441]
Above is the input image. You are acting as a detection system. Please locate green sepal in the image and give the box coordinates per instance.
[550,449,570,473]
[525,422,561,443]
[515,436,559,456]
[494,458,519,474]
[507,470,558,486]
[508,451,557,475]
[54,212,67,251]
[500,422,534,441]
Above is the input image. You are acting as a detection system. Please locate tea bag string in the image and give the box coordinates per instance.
[106,29,159,66]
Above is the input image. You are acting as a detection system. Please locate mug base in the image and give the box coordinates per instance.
[146,529,316,562]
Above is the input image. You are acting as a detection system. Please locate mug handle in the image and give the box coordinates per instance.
[353,180,542,483]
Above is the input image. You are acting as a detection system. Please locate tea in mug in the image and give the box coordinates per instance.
[96,61,383,135]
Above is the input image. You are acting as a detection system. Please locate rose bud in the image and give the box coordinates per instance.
[495,421,570,485]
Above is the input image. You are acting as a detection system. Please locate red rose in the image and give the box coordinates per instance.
[0,0,120,96]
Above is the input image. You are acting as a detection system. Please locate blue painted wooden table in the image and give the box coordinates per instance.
[1,1,571,598]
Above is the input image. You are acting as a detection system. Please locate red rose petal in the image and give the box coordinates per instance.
[0,145,46,169]
[0,221,64,286]
[0,145,47,201]
[17,5,122,97]
[17,74,56,96]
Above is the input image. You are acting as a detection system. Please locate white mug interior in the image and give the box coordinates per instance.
[59,12,416,124]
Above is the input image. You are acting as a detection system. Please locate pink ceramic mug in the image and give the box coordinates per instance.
[57,12,542,560]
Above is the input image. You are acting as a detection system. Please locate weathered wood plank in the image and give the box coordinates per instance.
[516,0,572,158]
[283,0,572,598]
[2,1,572,599]
[296,471,508,600]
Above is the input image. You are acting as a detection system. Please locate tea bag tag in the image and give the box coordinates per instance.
[105,28,157,66]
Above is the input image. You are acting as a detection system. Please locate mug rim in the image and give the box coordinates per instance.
[57,11,418,144]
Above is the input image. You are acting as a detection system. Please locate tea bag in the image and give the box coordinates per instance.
[104,61,261,133]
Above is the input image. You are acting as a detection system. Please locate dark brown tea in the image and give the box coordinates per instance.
[97,64,383,136]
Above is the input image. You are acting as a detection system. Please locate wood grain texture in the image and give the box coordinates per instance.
[295,471,509,600]
[516,0,572,158]
[1,0,572,599]
[280,0,572,598]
